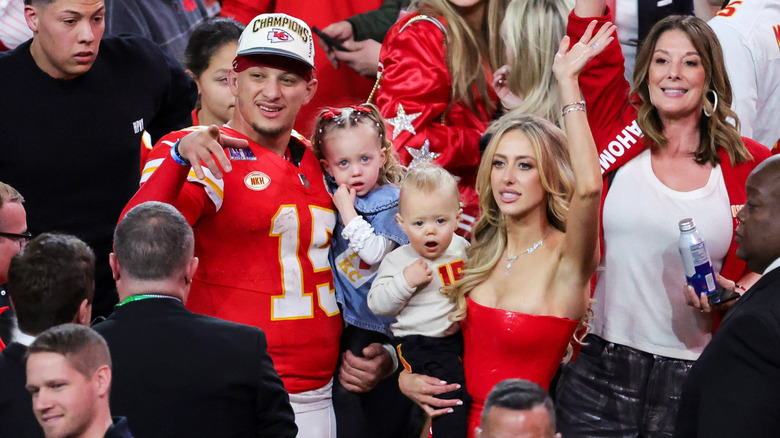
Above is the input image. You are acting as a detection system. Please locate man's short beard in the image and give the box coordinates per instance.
[252,123,285,139]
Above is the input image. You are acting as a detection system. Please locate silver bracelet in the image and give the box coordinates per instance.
[561,100,586,112]
[561,104,586,117]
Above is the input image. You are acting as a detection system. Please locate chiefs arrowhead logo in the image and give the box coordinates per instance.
[267,28,293,43]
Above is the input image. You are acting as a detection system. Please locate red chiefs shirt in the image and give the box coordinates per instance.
[135,126,342,393]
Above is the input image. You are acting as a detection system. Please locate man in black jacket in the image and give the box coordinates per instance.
[0,0,196,319]
[94,201,296,438]
[676,155,780,437]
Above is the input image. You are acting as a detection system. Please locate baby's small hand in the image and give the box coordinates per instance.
[333,184,356,211]
[403,259,433,289]
[332,184,358,224]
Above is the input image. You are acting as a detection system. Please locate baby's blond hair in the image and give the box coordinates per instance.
[399,165,460,214]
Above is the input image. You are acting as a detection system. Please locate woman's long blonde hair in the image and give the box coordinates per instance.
[410,0,508,113]
[502,0,574,126]
[445,114,588,360]
[447,114,573,319]
[631,15,751,165]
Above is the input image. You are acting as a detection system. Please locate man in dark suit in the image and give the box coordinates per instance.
[675,155,780,437]
[0,233,95,438]
[0,181,29,347]
[94,201,297,438]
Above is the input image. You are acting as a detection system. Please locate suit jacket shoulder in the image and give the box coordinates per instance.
[94,298,296,438]
[0,343,44,438]
[676,269,780,438]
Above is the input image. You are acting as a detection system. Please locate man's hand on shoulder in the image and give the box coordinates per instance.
[178,125,248,179]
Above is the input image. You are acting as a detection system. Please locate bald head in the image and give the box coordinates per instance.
[478,379,560,438]
[750,155,780,183]
[736,156,780,273]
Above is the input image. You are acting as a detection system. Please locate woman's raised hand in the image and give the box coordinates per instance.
[552,20,616,82]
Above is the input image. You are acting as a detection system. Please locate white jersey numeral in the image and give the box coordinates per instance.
[270,205,337,320]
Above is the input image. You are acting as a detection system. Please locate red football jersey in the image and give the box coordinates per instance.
[141,127,343,393]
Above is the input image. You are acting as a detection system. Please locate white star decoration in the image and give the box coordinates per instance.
[405,140,440,168]
[387,103,422,140]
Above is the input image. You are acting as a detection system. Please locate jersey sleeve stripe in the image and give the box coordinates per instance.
[140,158,164,184]
[141,131,153,151]
[187,169,225,211]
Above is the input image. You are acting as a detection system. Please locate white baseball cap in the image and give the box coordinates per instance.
[236,13,315,70]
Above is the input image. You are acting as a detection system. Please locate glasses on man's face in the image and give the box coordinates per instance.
[0,231,32,248]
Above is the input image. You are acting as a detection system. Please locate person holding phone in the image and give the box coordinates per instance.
[316,0,411,78]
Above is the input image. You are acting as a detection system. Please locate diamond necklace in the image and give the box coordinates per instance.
[505,232,551,277]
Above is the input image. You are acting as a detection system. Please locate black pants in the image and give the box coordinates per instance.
[333,325,421,438]
[397,332,470,438]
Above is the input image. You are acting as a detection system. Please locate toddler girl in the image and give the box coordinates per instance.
[311,104,414,436]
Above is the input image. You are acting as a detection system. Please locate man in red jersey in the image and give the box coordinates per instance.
[122,13,393,438]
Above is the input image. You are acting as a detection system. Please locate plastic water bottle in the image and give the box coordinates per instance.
[678,218,720,303]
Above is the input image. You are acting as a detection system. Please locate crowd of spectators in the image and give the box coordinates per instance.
[1,0,779,437]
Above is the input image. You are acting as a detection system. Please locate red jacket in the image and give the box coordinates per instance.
[375,12,498,230]
[568,9,771,327]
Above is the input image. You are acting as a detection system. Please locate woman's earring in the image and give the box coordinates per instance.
[703,89,718,117]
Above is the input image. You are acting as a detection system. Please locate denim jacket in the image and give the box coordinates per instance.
[329,182,408,336]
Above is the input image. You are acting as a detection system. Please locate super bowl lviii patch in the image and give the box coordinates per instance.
[229,148,257,161]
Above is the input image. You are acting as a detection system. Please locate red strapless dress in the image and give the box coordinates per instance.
[462,297,579,437]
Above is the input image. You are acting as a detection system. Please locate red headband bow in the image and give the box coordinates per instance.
[320,108,342,120]
[319,105,373,121]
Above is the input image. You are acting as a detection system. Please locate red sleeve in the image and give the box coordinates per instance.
[219,0,272,24]
[375,16,490,171]
[0,306,6,351]
[568,9,646,175]
[121,132,215,226]
[712,138,771,331]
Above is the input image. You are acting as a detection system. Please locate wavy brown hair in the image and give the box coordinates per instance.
[630,15,751,166]
[411,0,508,114]
[311,103,405,185]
